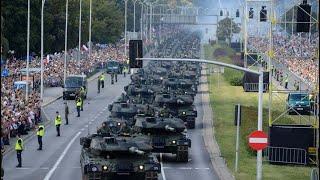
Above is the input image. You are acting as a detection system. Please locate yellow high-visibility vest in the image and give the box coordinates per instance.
[15,138,24,151]
[100,74,105,81]
[76,100,82,107]
[55,115,62,126]
[37,125,45,137]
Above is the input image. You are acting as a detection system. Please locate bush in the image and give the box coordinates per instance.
[223,68,243,86]
[213,48,228,57]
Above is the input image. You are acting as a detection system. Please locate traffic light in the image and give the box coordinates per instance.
[296,0,311,32]
[249,8,254,19]
[220,10,223,16]
[129,40,143,68]
[236,9,240,17]
[260,6,267,22]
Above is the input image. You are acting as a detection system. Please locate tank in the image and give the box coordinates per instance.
[97,118,134,136]
[134,116,191,162]
[108,102,139,120]
[80,135,161,180]
[154,93,194,107]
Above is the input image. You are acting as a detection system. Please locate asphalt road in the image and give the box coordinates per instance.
[3,71,219,180]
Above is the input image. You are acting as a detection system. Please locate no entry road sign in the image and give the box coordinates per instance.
[248,130,268,151]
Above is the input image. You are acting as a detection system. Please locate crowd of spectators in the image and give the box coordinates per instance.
[248,32,319,84]
[0,24,179,146]
[1,42,126,145]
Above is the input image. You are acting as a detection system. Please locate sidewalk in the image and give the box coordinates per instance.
[2,71,103,155]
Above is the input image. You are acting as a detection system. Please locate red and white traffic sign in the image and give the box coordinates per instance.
[248,130,268,151]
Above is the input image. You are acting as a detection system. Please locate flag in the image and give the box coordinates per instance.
[82,45,88,51]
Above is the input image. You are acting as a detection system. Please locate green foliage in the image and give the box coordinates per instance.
[216,17,241,43]
[224,68,243,86]
[212,46,243,86]
[1,0,124,56]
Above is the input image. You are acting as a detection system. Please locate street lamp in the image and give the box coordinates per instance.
[78,0,82,63]
[64,0,69,84]
[89,0,92,57]
[40,0,46,100]
[133,0,137,33]
[124,0,128,57]
[26,0,30,101]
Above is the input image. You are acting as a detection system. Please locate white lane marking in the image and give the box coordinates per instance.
[43,132,82,180]
[160,153,167,180]
[249,138,268,144]
[80,128,85,131]
[162,167,210,170]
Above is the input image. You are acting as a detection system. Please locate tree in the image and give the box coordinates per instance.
[91,0,123,44]
[216,17,241,44]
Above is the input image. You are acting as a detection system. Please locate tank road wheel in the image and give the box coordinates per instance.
[176,146,188,162]
[145,171,158,180]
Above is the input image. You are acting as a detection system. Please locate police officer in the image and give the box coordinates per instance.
[284,74,289,89]
[37,124,45,150]
[123,66,128,77]
[100,73,105,88]
[64,101,69,125]
[55,111,62,136]
[15,134,24,167]
[76,97,82,117]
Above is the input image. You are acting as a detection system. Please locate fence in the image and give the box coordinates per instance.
[243,83,269,92]
[263,146,308,165]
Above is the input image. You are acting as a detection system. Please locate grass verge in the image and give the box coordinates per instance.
[205,43,312,180]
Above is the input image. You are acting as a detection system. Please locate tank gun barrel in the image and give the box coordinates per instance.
[129,147,145,155]
[165,125,175,132]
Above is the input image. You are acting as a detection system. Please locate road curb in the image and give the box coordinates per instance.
[3,71,104,156]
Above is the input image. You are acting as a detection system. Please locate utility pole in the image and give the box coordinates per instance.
[124,0,128,57]
[78,0,82,63]
[133,0,137,33]
[64,0,69,84]
[89,0,92,57]
[40,0,45,100]
[26,0,30,101]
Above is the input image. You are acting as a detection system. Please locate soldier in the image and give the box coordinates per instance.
[159,104,170,117]
[64,101,69,125]
[144,105,154,116]
[55,111,62,136]
[37,124,45,150]
[97,77,101,93]
[115,71,118,82]
[15,134,24,167]
[76,97,82,117]
[80,86,85,111]
[111,73,114,84]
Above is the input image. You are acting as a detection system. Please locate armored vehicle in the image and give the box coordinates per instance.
[80,135,161,180]
[108,102,139,120]
[134,116,191,162]
[97,118,133,135]
[154,93,194,107]
[63,74,88,100]
[106,60,122,74]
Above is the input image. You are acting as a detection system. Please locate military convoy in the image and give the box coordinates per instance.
[80,31,201,180]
